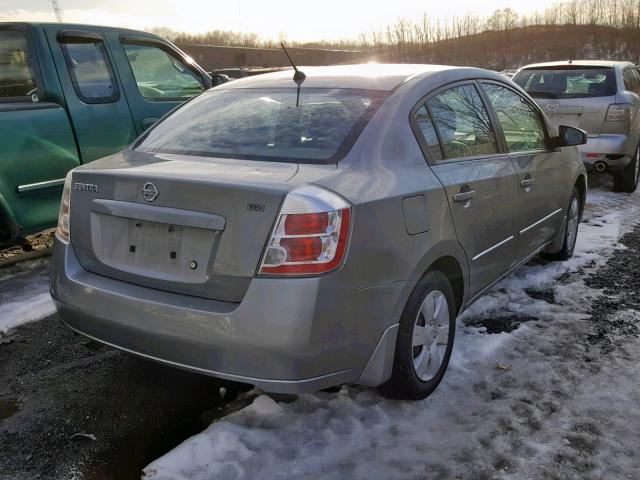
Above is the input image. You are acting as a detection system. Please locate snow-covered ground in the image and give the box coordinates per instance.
[144,184,640,480]
[0,258,54,337]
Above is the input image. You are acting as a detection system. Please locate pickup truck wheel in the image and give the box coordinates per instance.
[613,146,640,193]
[379,270,456,400]
[542,187,581,262]
[0,212,11,245]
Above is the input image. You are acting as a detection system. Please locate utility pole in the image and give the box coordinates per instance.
[51,0,64,23]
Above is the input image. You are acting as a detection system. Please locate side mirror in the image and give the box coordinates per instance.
[211,73,231,87]
[549,125,588,149]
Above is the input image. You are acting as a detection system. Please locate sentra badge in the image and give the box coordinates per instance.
[73,182,98,193]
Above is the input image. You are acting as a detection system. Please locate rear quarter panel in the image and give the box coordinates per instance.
[0,103,79,236]
[615,87,640,153]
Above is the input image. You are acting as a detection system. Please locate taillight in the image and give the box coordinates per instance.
[259,185,351,276]
[605,104,631,122]
[56,172,72,243]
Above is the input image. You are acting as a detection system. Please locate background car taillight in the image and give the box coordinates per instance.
[605,104,631,122]
[259,185,351,276]
[56,172,72,243]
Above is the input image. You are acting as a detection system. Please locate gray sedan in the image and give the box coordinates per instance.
[514,60,640,192]
[50,64,587,400]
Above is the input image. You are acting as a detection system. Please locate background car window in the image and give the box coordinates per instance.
[514,68,616,98]
[414,105,444,161]
[482,83,547,153]
[425,84,499,160]
[137,88,386,163]
[60,40,117,103]
[0,30,36,98]
[122,43,203,100]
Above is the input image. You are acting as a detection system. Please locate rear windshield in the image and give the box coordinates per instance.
[136,88,387,163]
[514,67,617,99]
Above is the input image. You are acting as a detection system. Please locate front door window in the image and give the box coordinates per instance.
[481,83,547,152]
[122,42,204,101]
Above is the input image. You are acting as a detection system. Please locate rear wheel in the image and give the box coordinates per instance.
[613,146,640,193]
[379,270,456,400]
[542,187,581,261]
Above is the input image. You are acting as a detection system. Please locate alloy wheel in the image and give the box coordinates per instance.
[566,196,580,253]
[412,290,450,382]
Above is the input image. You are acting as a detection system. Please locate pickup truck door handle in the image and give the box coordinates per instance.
[520,178,535,188]
[453,189,476,203]
[141,118,159,130]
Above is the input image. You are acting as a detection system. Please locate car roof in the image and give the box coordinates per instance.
[519,60,634,70]
[0,22,155,37]
[216,64,463,91]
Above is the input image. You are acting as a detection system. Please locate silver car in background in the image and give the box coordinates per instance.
[51,65,587,400]
[514,60,640,192]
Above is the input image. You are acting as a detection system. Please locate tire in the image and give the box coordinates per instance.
[613,145,640,193]
[542,187,581,262]
[0,212,11,246]
[379,270,456,400]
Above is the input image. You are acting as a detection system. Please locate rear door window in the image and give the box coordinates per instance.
[0,29,37,99]
[59,35,118,104]
[514,68,616,98]
[121,42,204,100]
[420,84,499,161]
[481,83,547,153]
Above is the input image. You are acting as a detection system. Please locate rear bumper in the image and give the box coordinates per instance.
[579,134,635,171]
[50,240,404,393]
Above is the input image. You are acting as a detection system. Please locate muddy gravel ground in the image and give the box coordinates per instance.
[585,228,640,353]
[0,231,55,263]
[0,317,253,480]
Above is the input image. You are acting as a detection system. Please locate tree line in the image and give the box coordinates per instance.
[151,0,640,69]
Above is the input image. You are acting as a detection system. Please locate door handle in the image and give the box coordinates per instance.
[453,190,476,203]
[520,178,535,188]
[141,118,159,130]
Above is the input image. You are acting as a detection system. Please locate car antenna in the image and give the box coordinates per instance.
[280,42,306,107]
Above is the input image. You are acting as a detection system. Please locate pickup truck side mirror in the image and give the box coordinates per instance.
[549,125,588,149]
[211,73,231,87]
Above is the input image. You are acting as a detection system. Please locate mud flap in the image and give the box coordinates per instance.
[358,324,399,387]
[543,214,567,254]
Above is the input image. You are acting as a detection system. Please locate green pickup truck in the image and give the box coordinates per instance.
[0,22,212,245]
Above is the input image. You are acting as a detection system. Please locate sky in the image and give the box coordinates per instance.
[1,0,563,42]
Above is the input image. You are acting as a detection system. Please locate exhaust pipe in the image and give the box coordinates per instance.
[594,161,607,173]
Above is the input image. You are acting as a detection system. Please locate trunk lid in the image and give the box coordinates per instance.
[534,96,615,136]
[69,151,336,302]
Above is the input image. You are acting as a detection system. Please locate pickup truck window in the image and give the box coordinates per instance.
[122,42,204,101]
[0,30,37,98]
[60,39,118,104]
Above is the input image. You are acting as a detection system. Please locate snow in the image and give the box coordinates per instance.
[144,180,640,480]
[0,258,55,337]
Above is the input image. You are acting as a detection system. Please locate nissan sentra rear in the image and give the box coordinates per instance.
[51,64,587,400]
